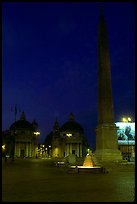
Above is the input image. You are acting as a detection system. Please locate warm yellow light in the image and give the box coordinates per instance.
[34,131,40,135]
[42,145,45,147]
[55,147,59,155]
[122,118,126,122]
[122,117,131,122]
[2,145,5,150]
[49,145,51,148]
[66,133,72,137]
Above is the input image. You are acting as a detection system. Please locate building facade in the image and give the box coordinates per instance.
[2,112,39,158]
[44,113,89,158]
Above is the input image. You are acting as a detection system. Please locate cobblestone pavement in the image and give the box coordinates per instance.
[2,158,135,202]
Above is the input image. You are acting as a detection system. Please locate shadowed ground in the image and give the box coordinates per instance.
[2,158,135,202]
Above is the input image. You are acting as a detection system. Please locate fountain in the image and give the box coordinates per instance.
[83,153,94,167]
[68,150,104,174]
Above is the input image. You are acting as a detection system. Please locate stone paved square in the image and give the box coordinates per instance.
[2,158,135,202]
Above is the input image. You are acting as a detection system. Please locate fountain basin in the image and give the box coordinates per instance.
[67,152,108,174]
[68,165,103,174]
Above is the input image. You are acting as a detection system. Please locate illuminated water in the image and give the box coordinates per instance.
[71,153,101,169]
[83,154,94,167]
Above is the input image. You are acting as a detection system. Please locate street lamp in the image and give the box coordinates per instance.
[122,117,131,123]
[49,145,51,157]
[11,105,19,161]
[122,117,132,162]
[2,144,6,150]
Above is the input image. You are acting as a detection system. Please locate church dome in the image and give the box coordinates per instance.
[60,113,84,134]
[10,111,34,130]
[10,120,34,130]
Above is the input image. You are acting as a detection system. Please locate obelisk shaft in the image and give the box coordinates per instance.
[98,13,114,124]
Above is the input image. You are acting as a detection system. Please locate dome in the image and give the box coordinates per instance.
[10,111,34,130]
[61,121,84,133]
[61,113,84,134]
[10,120,34,130]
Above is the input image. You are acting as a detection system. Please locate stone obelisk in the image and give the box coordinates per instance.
[94,10,122,163]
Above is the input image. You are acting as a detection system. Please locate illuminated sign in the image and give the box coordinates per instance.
[115,122,135,145]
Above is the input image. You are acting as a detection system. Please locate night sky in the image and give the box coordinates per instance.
[2,2,135,149]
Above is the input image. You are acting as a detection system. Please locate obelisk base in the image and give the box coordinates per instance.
[94,149,122,164]
[94,124,122,163]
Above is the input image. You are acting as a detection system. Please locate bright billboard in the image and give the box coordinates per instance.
[115,122,135,145]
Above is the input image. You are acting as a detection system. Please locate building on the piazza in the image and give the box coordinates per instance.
[44,113,89,158]
[115,121,135,161]
[2,111,40,158]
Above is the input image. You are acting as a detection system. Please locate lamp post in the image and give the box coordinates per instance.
[34,132,40,158]
[122,117,131,162]
[49,145,51,157]
[11,105,19,161]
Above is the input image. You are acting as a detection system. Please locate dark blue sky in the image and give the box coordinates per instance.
[2,2,135,148]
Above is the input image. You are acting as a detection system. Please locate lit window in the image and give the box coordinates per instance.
[34,131,40,136]
[66,133,72,137]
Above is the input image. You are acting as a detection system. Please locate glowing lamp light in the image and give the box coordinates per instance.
[2,144,5,150]
[122,117,132,123]
[34,131,40,136]
[66,133,72,137]
[122,118,126,122]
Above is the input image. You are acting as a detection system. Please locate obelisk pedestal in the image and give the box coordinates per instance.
[94,124,122,162]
